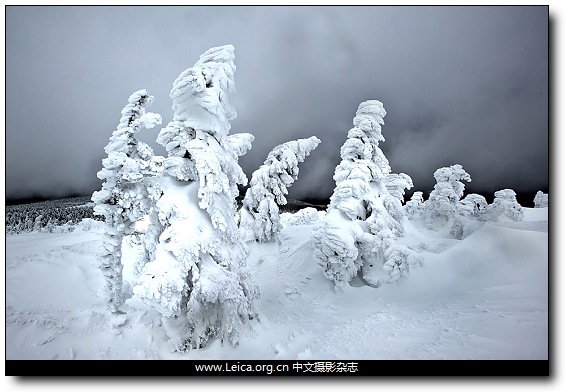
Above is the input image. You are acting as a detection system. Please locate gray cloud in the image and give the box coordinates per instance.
[5,6,548,202]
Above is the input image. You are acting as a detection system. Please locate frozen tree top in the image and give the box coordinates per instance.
[494,189,518,200]
[410,191,424,200]
[244,136,321,209]
[228,133,255,157]
[105,90,161,157]
[385,173,414,201]
[433,164,471,184]
[117,89,154,130]
[353,100,386,137]
[355,100,386,122]
[169,45,237,136]
[264,136,321,171]
[340,100,388,166]
[430,164,471,202]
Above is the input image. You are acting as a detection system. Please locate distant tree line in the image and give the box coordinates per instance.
[5,196,102,234]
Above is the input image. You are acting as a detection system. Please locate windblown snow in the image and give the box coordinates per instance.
[5,207,547,360]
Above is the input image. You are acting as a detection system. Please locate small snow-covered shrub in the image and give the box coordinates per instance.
[405,191,425,220]
[534,191,548,208]
[445,193,489,239]
[484,189,524,222]
[423,164,471,233]
[280,207,323,227]
[77,217,107,233]
[458,193,488,220]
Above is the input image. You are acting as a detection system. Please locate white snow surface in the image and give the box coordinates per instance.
[5,208,548,360]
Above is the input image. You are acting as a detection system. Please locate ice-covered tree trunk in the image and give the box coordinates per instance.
[133,45,258,351]
[137,178,165,275]
[312,100,420,291]
[240,136,321,242]
[92,89,162,313]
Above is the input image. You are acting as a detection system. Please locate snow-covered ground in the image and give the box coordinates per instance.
[5,208,548,360]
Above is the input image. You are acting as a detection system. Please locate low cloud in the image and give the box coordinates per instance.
[5,6,548,202]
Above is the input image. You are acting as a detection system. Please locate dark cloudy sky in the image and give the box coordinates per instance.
[5,5,549,203]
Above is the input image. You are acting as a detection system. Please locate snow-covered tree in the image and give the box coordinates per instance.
[133,45,258,351]
[445,192,489,239]
[484,189,524,222]
[534,191,548,208]
[384,173,414,229]
[91,89,162,313]
[458,193,488,220]
[239,136,321,242]
[33,215,44,232]
[405,191,425,220]
[311,100,420,291]
[423,164,471,232]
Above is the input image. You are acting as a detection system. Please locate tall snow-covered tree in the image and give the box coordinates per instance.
[484,189,524,222]
[133,45,259,351]
[92,89,162,313]
[311,100,420,291]
[423,164,471,233]
[239,136,321,242]
[534,190,548,208]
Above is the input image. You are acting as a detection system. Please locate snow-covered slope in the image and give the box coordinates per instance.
[5,208,548,360]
